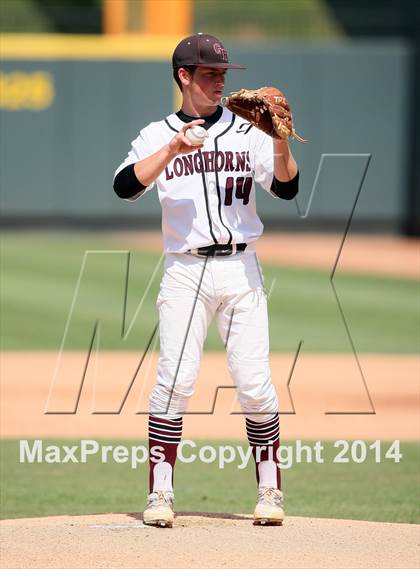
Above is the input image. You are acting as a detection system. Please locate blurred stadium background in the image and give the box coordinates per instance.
[0,0,419,233]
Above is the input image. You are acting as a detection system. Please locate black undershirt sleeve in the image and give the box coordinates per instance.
[113,164,147,199]
[270,170,299,200]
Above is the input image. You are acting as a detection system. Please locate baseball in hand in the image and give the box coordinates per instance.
[185,125,208,146]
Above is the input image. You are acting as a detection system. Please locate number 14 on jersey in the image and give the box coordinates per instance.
[224,176,252,206]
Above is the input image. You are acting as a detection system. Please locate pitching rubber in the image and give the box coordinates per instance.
[253,518,283,526]
[143,519,173,529]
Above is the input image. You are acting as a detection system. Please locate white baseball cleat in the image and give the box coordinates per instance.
[253,487,285,526]
[143,491,175,528]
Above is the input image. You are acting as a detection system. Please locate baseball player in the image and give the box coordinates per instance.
[114,33,299,527]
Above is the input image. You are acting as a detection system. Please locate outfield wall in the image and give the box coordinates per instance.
[0,37,411,232]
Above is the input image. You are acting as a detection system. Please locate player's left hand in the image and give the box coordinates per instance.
[222,87,306,143]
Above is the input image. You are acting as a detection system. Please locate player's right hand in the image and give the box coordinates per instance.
[167,119,205,156]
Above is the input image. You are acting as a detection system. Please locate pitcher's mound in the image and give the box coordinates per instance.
[1,512,418,569]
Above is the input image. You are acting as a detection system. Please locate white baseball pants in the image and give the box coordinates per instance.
[149,251,278,422]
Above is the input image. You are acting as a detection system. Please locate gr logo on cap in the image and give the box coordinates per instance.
[172,33,246,69]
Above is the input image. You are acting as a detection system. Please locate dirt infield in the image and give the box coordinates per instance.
[1,352,418,440]
[1,512,418,569]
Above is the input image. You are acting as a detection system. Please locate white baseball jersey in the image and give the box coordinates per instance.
[115,107,276,254]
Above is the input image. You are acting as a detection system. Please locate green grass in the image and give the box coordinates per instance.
[1,0,342,39]
[1,439,418,523]
[1,232,418,353]
[195,0,345,40]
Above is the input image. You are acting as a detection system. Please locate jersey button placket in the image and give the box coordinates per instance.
[207,176,223,242]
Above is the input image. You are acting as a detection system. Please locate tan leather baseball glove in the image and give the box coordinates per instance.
[222,86,306,143]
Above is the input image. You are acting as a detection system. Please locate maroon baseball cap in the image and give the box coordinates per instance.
[172,33,246,69]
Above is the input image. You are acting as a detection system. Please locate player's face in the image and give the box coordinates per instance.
[189,67,227,106]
